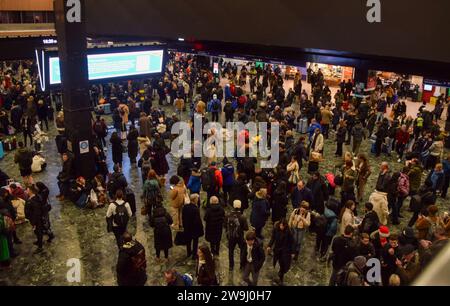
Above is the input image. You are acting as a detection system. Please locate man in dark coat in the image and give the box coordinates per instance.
[204,196,225,255]
[359,202,380,234]
[241,231,266,286]
[182,194,204,260]
[291,180,313,209]
[225,200,249,270]
[329,225,357,286]
[306,172,329,214]
[10,102,23,132]
[24,185,45,253]
[126,125,139,164]
[250,189,270,239]
[116,232,147,286]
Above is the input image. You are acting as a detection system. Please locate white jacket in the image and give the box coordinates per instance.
[369,190,389,225]
[31,155,46,173]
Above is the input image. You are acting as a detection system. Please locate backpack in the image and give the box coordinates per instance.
[130,247,147,273]
[397,173,410,197]
[181,273,193,286]
[145,181,163,206]
[335,261,355,286]
[201,168,216,191]
[212,100,220,112]
[113,202,129,228]
[226,213,242,240]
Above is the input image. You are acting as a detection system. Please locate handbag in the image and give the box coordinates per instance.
[288,170,299,184]
[174,231,188,246]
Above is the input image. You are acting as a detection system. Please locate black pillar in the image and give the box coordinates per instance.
[54,0,95,178]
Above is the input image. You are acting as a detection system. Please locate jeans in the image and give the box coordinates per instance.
[385,138,394,155]
[228,238,244,269]
[211,112,219,122]
[316,233,332,257]
[292,228,306,254]
[322,124,330,139]
[335,142,343,156]
[242,263,260,286]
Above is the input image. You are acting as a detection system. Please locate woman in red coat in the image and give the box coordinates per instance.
[395,125,410,162]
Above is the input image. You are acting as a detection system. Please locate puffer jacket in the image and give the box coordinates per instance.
[368,190,389,225]
[187,170,201,194]
[168,181,186,209]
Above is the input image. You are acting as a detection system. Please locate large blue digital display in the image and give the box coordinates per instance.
[49,49,164,85]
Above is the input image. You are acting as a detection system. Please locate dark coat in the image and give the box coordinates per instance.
[271,189,288,222]
[126,128,139,160]
[250,197,270,229]
[331,236,358,270]
[268,227,294,273]
[240,238,266,271]
[359,211,380,234]
[306,178,329,214]
[229,178,250,209]
[110,135,123,164]
[291,186,313,209]
[150,206,173,250]
[116,240,147,286]
[24,195,44,227]
[204,204,225,244]
[182,204,204,239]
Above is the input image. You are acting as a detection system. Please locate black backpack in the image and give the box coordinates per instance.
[226,213,241,240]
[335,261,354,286]
[113,202,129,228]
[201,168,216,191]
[212,101,220,112]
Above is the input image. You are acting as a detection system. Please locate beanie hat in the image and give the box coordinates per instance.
[233,200,242,209]
[379,225,390,238]
[354,256,367,271]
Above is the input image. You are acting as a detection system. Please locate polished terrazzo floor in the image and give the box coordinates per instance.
[0,86,448,286]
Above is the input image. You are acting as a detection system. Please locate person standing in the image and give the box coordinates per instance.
[208,94,221,122]
[356,154,371,203]
[24,185,45,253]
[225,200,249,271]
[288,201,310,261]
[14,141,33,186]
[267,219,294,285]
[106,190,132,248]
[150,203,173,262]
[35,182,54,243]
[20,115,34,147]
[110,132,123,168]
[329,225,357,286]
[320,105,333,139]
[250,188,270,239]
[93,115,108,148]
[221,158,235,205]
[196,244,218,286]
[168,175,186,231]
[182,194,204,260]
[291,180,313,209]
[126,125,139,164]
[241,231,266,286]
[116,232,147,286]
[204,196,225,256]
[36,100,49,131]
[350,120,366,157]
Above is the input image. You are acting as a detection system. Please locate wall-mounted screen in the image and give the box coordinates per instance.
[423,84,433,91]
[49,49,164,85]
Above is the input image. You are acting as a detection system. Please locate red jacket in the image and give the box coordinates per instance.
[396,129,410,145]
[210,166,223,189]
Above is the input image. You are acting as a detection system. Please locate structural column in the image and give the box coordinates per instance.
[54,0,95,178]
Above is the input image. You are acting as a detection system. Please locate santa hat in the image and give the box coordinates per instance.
[379,225,390,238]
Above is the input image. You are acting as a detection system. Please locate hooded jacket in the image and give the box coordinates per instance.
[168,181,186,209]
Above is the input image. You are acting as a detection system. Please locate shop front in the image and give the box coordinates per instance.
[306,62,354,87]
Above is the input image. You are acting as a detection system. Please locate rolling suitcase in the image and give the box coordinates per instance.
[297,117,308,134]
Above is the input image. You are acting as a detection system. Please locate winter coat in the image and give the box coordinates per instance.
[24,195,44,227]
[324,208,338,237]
[271,190,288,222]
[369,190,389,225]
[229,178,250,209]
[407,164,423,193]
[116,240,147,286]
[340,208,355,235]
[150,206,173,250]
[187,171,201,194]
[127,129,139,160]
[204,204,225,244]
[182,203,204,239]
[311,133,324,152]
[268,227,294,274]
[306,178,328,214]
[291,186,313,208]
[359,211,380,235]
[137,136,151,157]
[336,126,346,143]
[351,123,366,142]
[168,181,186,209]
[139,116,152,139]
[250,196,270,229]
[331,236,358,270]
[240,238,266,271]
[14,147,33,170]
[110,135,123,164]
[221,164,235,187]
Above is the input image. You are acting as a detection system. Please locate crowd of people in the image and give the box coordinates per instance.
[1,53,450,286]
